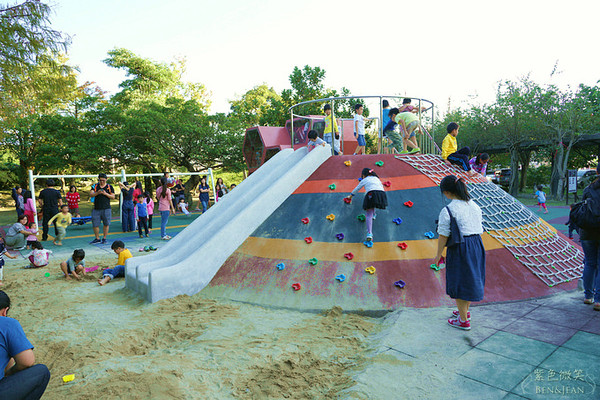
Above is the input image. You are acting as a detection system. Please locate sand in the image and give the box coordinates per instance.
[4,255,378,399]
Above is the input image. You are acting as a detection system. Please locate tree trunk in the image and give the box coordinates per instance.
[508,145,520,196]
[551,143,564,200]
[518,150,531,191]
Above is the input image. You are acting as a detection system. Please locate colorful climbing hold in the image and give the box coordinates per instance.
[394,280,406,289]
[375,161,384,167]
[344,160,352,166]
[357,214,366,222]
[276,263,285,271]
[424,231,435,239]
[292,283,302,291]
[326,214,336,221]
[304,236,313,244]
[365,266,376,274]
[382,180,391,187]
[397,242,408,250]
[392,217,402,225]
[437,256,446,269]
[335,233,345,240]
[430,264,441,271]
[308,258,318,265]
[343,197,352,204]
[335,274,346,282]
[363,240,373,248]
[301,217,310,224]
[329,183,336,190]
[344,252,354,260]
[404,201,414,208]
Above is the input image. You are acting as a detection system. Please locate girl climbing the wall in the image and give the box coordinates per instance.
[346,168,388,242]
[433,175,486,330]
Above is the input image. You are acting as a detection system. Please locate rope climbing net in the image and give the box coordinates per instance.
[400,154,584,287]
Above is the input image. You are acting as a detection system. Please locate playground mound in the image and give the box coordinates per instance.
[202,154,582,313]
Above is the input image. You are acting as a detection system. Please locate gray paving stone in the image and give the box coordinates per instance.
[477,331,557,366]
[562,331,600,358]
[502,317,577,346]
[524,306,594,330]
[580,315,600,335]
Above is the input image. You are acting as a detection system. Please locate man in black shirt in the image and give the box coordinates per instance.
[38,179,62,241]
[90,173,115,244]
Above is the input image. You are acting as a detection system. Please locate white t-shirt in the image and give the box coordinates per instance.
[437,199,484,237]
[178,202,190,215]
[354,114,365,136]
[351,176,384,196]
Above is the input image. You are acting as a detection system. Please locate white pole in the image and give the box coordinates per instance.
[28,169,39,227]
[208,168,216,204]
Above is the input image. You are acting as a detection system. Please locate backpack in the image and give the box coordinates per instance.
[569,186,600,231]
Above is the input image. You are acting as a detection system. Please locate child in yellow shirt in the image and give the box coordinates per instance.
[98,240,132,285]
[441,122,475,175]
[47,204,72,246]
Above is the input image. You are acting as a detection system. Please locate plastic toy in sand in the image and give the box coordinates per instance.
[335,274,346,282]
[44,272,50,277]
[398,242,408,250]
[62,374,75,383]
[85,265,100,273]
[335,233,345,240]
[301,217,309,224]
[393,217,402,225]
[276,263,285,271]
[291,283,301,291]
[365,266,376,274]
[304,236,313,244]
[326,214,335,221]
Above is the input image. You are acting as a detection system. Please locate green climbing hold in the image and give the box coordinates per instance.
[357,214,366,222]
[329,184,336,190]
[308,258,318,265]
[375,161,384,167]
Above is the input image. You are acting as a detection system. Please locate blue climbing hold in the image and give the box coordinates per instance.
[363,240,373,248]
[276,263,285,271]
[335,274,346,282]
[394,280,406,288]
[424,231,435,239]
[336,233,344,240]
[393,217,402,225]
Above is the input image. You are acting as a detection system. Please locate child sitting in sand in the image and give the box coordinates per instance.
[177,198,190,215]
[60,249,86,280]
[98,240,132,286]
[47,204,72,246]
[0,238,18,286]
[25,241,52,268]
[25,222,39,249]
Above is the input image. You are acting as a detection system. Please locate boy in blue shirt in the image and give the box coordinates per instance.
[136,194,149,237]
[535,185,548,214]
[307,130,326,152]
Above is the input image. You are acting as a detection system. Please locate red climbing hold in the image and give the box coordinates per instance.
[343,197,352,204]
[304,236,313,244]
[301,217,309,224]
[292,283,301,291]
[404,201,414,207]
[383,181,391,187]
[344,252,354,260]
[398,242,408,250]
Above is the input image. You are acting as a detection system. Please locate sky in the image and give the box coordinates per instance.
[49,0,600,115]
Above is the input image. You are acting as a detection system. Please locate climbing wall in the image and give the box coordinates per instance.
[402,154,584,287]
[201,154,580,313]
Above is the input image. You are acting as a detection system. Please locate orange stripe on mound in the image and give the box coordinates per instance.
[237,233,503,262]
[293,175,436,194]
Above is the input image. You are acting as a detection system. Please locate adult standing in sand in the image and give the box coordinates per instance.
[90,173,115,244]
[0,290,50,399]
[38,178,62,241]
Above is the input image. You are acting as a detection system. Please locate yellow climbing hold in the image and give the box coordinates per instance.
[326,214,336,221]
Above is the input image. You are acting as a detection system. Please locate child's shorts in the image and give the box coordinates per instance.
[406,121,419,137]
[102,265,125,279]
[356,134,366,147]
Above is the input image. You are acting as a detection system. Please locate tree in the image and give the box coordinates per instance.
[535,83,598,199]
[0,0,70,93]
[229,84,281,127]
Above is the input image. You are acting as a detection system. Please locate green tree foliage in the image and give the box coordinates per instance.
[229,84,281,127]
[0,1,70,93]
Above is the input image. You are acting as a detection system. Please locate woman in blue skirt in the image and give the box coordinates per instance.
[433,175,486,330]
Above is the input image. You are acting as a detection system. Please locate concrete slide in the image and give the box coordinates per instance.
[126,145,332,302]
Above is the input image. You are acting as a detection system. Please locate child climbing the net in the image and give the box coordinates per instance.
[346,168,388,242]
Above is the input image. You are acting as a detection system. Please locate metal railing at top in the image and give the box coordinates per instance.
[288,95,438,156]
